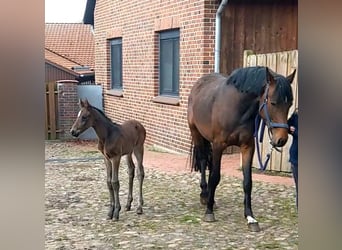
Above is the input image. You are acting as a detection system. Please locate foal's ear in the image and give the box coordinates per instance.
[286,69,296,84]
[79,98,84,107]
[79,98,89,108]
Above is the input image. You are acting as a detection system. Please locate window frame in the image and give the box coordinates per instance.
[158,29,180,97]
[109,38,123,90]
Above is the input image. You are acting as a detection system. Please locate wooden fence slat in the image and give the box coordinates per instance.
[48,82,57,139]
[45,90,49,139]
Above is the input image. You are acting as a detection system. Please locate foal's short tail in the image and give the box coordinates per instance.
[189,139,212,173]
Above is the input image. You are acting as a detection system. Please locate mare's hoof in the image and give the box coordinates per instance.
[203,213,216,222]
[125,206,131,211]
[136,207,143,215]
[248,222,261,232]
[213,202,218,210]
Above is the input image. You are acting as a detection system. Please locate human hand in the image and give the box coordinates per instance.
[290,126,295,133]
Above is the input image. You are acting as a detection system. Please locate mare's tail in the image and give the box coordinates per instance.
[189,138,212,172]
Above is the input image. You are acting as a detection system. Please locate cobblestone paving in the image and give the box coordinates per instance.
[45,141,298,249]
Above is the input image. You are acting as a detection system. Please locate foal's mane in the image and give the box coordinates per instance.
[91,105,119,126]
[226,66,293,104]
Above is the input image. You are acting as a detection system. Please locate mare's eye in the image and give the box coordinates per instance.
[81,116,87,122]
[270,101,276,106]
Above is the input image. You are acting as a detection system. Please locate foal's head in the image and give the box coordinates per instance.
[259,67,296,147]
[70,99,95,137]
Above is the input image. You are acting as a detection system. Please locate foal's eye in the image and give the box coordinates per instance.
[81,116,87,122]
[270,101,277,106]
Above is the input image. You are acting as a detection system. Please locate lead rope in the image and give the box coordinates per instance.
[254,114,271,171]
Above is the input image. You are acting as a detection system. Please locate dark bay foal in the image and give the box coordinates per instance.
[70,99,146,221]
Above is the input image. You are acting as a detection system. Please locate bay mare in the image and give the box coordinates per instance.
[187,66,296,231]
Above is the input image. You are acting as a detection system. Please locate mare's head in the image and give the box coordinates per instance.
[70,99,95,137]
[259,67,296,147]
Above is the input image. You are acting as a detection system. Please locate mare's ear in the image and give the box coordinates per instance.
[265,67,276,85]
[286,69,296,84]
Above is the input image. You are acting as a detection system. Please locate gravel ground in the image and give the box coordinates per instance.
[45,140,298,249]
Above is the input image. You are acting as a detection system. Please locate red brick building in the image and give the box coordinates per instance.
[89,0,297,153]
[92,0,218,153]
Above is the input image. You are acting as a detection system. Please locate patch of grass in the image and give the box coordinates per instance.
[141,221,158,230]
[256,242,282,249]
[147,145,169,153]
[82,150,101,155]
[55,235,69,241]
[241,167,293,178]
[272,196,298,222]
[179,214,200,224]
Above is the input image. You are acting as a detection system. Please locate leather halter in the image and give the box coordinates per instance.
[254,82,289,171]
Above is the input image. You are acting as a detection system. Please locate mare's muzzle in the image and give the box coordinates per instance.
[70,129,80,137]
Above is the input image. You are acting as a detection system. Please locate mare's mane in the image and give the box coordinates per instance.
[226,66,293,104]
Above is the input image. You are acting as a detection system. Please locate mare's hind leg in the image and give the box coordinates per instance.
[189,125,212,205]
[204,143,224,222]
[104,157,114,219]
[125,154,135,211]
[134,145,145,215]
[241,141,260,232]
[111,156,122,221]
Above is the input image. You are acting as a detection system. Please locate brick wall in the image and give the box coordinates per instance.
[94,0,218,153]
[57,80,79,140]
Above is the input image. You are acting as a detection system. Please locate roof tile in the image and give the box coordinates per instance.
[45,23,95,70]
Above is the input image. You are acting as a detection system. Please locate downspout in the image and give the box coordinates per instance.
[214,0,229,73]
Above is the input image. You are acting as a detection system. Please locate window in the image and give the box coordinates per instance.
[159,29,179,96]
[110,38,122,89]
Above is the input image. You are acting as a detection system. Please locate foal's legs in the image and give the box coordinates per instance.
[104,157,114,219]
[134,145,145,214]
[125,154,135,211]
[204,143,223,222]
[110,156,122,221]
[241,141,260,232]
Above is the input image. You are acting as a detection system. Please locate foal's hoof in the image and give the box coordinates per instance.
[107,210,114,220]
[203,213,216,222]
[248,222,261,232]
[125,206,131,211]
[136,207,143,215]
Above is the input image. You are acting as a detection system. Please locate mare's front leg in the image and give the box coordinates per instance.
[104,157,114,219]
[204,144,223,222]
[241,141,260,232]
[111,156,122,221]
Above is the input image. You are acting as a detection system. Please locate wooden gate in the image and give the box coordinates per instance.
[45,82,59,139]
[243,50,298,172]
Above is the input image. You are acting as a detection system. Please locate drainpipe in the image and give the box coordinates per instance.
[214,0,229,73]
